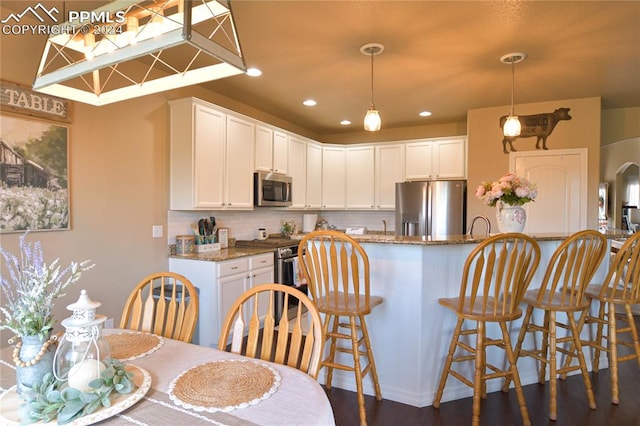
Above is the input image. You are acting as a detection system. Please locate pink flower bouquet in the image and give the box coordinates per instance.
[475,173,537,207]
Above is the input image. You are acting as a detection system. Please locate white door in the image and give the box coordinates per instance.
[511,148,588,233]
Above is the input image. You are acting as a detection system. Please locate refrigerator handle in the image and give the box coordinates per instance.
[426,183,432,236]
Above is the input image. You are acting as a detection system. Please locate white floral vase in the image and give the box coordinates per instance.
[496,201,526,233]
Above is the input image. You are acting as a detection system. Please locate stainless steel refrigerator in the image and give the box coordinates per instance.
[395,180,466,237]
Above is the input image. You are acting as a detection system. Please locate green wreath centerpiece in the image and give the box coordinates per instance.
[19,359,134,425]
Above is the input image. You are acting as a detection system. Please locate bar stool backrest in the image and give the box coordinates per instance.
[534,230,607,307]
[298,230,371,315]
[458,233,540,316]
[597,232,640,300]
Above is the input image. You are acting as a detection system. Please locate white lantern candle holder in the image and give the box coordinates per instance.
[53,289,111,392]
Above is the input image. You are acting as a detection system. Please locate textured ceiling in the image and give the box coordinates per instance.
[3,1,639,137]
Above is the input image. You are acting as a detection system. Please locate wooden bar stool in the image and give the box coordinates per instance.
[298,230,382,426]
[580,232,640,404]
[505,230,607,421]
[433,233,541,426]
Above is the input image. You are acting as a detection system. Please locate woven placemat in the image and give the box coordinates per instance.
[168,359,281,412]
[105,332,164,361]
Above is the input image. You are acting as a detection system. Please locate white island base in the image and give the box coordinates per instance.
[321,238,611,408]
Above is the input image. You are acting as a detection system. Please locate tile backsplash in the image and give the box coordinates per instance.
[167,210,396,243]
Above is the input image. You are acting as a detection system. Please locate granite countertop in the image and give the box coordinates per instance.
[169,229,632,261]
[169,246,274,262]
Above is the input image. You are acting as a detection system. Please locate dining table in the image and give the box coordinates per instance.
[0,329,335,425]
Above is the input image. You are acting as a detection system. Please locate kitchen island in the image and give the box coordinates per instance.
[170,230,629,407]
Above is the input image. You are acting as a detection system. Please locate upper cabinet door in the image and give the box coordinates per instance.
[254,125,273,173]
[272,131,289,174]
[346,146,375,209]
[434,138,466,179]
[322,146,346,209]
[306,143,323,208]
[375,144,405,209]
[288,136,307,209]
[225,115,255,209]
[169,99,225,210]
[405,141,434,180]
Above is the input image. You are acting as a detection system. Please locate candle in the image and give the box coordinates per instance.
[68,359,105,392]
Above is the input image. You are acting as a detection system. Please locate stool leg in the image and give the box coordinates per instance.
[540,310,551,385]
[567,310,597,410]
[472,320,485,426]
[608,302,619,404]
[434,317,464,407]
[349,315,366,426]
[503,305,534,392]
[500,321,530,426]
[359,314,382,400]
[592,300,607,372]
[625,303,640,368]
[549,311,558,421]
[324,314,339,389]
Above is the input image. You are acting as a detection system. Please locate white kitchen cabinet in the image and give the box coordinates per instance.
[375,144,405,209]
[224,115,255,209]
[169,98,225,210]
[169,253,274,348]
[170,98,255,210]
[255,125,288,174]
[346,146,375,209]
[287,136,307,208]
[322,146,346,209]
[306,142,323,209]
[404,138,466,180]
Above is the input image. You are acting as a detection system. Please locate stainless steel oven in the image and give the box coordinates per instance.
[236,238,307,320]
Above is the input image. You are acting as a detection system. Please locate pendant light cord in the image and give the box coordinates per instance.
[510,61,516,116]
[370,49,375,108]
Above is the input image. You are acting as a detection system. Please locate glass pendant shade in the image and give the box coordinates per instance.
[364,107,381,131]
[503,115,521,137]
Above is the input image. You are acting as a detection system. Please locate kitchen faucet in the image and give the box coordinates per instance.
[467,215,491,237]
[383,220,387,235]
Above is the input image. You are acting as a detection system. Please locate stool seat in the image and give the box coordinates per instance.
[521,289,590,312]
[438,296,523,321]
[315,293,383,316]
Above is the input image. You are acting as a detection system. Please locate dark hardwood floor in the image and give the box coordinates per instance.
[324,315,640,426]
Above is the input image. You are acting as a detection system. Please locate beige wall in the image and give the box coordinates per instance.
[601,107,640,146]
[467,97,602,231]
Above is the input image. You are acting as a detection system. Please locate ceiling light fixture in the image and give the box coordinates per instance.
[500,52,527,137]
[361,42,384,132]
[303,99,317,106]
[33,0,246,106]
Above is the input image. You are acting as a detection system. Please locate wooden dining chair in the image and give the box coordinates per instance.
[580,232,640,404]
[120,272,199,343]
[504,230,607,421]
[218,283,324,378]
[433,233,540,426]
[298,230,383,426]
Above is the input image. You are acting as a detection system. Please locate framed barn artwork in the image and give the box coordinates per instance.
[0,113,70,232]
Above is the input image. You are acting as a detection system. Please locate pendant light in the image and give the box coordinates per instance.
[361,43,384,131]
[33,0,246,106]
[500,52,527,137]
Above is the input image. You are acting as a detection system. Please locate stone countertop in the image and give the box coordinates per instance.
[169,229,632,261]
[168,246,274,262]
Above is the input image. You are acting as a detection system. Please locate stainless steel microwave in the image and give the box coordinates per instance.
[254,172,292,207]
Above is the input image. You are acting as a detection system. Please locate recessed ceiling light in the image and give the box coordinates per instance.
[303,99,317,106]
[246,67,262,77]
[419,111,432,117]
[340,120,352,126]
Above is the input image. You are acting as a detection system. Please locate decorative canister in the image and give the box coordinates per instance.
[176,235,195,255]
